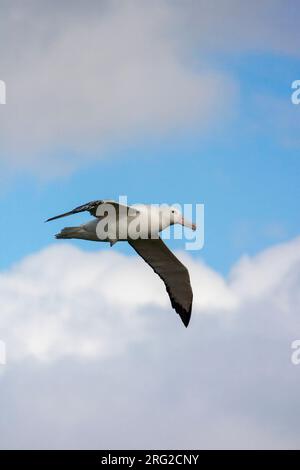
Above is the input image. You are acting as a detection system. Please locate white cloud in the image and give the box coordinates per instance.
[0,243,238,363]
[2,0,299,175]
[2,237,300,364]
[181,0,300,56]
[1,237,300,448]
[0,0,237,174]
[230,236,300,301]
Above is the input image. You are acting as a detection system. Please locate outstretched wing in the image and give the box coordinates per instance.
[46,199,139,222]
[128,238,193,327]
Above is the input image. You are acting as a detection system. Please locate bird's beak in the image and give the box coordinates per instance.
[180,217,197,231]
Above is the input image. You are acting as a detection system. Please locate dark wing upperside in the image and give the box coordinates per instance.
[128,238,193,327]
[46,199,139,222]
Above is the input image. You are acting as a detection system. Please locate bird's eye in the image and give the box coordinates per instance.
[171,210,175,214]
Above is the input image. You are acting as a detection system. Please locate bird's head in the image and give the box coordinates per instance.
[161,206,196,231]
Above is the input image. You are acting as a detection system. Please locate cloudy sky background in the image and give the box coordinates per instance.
[0,0,300,449]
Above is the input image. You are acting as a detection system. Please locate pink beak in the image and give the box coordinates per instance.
[180,217,197,231]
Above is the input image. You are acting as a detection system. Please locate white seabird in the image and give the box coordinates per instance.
[47,199,196,327]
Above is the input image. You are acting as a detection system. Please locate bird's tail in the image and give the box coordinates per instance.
[55,226,85,239]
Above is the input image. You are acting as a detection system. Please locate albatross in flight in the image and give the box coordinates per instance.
[47,200,196,327]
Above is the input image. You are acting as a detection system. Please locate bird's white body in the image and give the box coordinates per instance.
[48,199,196,326]
[60,204,193,244]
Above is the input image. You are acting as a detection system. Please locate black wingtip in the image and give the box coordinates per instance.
[45,210,77,223]
[169,296,192,327]
[45,200,103,223]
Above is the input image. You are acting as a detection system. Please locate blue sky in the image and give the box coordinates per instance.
[1,52,299,273]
